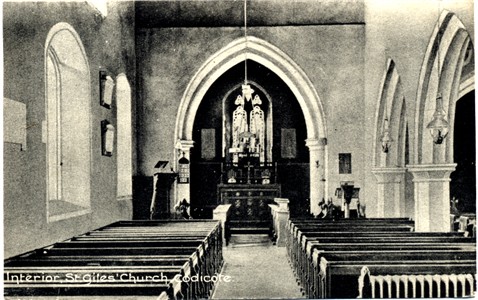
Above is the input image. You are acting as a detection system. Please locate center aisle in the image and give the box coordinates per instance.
[212,241,303,299]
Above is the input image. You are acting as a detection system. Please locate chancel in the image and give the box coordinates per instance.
[3,0,476,299]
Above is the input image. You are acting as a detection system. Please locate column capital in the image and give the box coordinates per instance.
[175,139,195,151]
[371,167,407,183]
[305,137,327,150]
[406,164,457,182]
[274,197,290,212]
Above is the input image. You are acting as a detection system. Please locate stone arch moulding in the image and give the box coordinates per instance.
[371,58,408,218]
[372,58,407,168]
[413,10,474,165]
[409,10,474,232]
[174,36,328,215]
[175,36,327,144]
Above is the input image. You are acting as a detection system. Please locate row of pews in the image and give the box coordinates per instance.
[287,218,476,298]
[4,220,223,299]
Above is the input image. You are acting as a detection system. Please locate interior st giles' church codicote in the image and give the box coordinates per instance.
[2,0,477,298]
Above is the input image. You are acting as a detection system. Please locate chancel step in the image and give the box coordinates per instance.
[228,220,272,227]
[229,227,270,234]
[229,234,271,245]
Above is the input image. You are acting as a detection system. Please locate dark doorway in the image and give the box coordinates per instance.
[450,90,475,213]
[190,60,310,218]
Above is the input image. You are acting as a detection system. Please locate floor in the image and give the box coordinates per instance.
[212,240,304,299]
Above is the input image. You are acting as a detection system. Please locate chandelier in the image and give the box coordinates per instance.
[381,117,392,153]
[380,83,392,154]
[426,2,449,144]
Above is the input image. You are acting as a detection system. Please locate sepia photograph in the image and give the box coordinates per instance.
[2,0,476,298]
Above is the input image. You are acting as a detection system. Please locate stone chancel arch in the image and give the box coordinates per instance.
[174,36,328,215]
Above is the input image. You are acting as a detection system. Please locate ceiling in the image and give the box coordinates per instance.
[134,0,365,28]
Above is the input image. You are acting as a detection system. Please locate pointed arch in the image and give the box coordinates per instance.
[373,59,407,168]
[414,10,474,164]
[174,36,326,143]
[174,36,328,215]
[372,59,409,218]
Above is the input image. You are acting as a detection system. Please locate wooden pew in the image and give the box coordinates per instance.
[297,235,473,297]
[312,247,475,296]
[287,224,415,270]
[5,265,189,297]
[286,219,476,299]
[300,238,474,298]
[287,223,416,286]
[286,221,415,265]
[4,220,223,299]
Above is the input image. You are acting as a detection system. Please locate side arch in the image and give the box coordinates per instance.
[373,58,407,168]
[409,10,474,232]
[371,58,409,218]
[414,10,474,164]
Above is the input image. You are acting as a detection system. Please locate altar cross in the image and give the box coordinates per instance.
[245,161,253,184]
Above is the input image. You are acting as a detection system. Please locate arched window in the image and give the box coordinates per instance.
[116,74,133,200]
[45,23,91,222]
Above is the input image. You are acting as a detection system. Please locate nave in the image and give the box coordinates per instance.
[3,1,476,299]
[4,212,476,299]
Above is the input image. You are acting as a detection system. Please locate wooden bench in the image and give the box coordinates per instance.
[299,239,475,298]
[305,249,474,298]
[287,223,417,284]
[4,220,223,299]
[287,219,476,299]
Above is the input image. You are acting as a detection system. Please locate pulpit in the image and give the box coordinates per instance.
[335,181,361,218]
[150,161,177,219]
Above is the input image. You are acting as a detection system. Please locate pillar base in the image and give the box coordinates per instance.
[407,164,456,232]
[371,167,407,218]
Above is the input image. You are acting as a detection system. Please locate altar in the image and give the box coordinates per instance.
[216,83,281,221]
[217,183,281,221]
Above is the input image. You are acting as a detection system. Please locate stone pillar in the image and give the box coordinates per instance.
[306,138,327,216]
[371,167,407,217]
[407,164,456,232]
[175,140,194,212]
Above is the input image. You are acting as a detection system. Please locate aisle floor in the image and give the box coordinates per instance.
[212,242,304,299]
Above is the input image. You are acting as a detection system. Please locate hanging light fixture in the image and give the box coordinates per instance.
[381,116,392,153]
[241,0,254,102]
[427,1,449,144]
[427,93,449,144]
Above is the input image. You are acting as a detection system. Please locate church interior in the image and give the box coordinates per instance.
[3,0,476,298]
